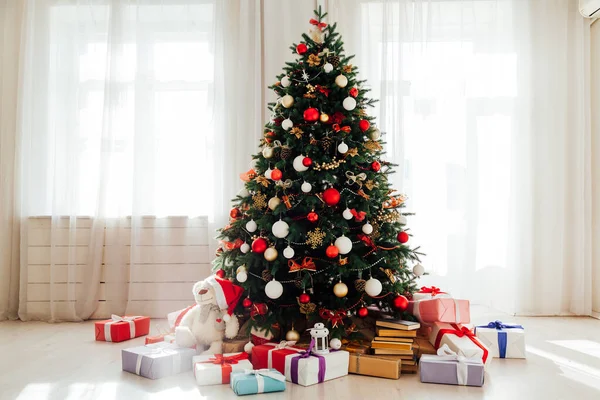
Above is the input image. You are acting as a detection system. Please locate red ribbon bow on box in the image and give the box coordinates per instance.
[333,124,351,133]
[434,323,489,363]
[309,18,327,30]
[418,286,445,296]
[319,308,346,328]
[288,257,316,273]
[220,238,243,251]
[195,352,250,384]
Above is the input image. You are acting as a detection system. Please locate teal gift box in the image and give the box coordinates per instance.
[230,369,286,396]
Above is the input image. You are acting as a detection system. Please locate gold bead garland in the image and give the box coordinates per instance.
[313,157,346,171]
[375,209,401,224]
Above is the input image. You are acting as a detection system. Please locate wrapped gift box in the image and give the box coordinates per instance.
[95,315,150,342]
[284,349,349,387]
[413,337,437,358]
[193,353,253,386]
[348,353,401,379]
[223,338,250,354]
[420,347,484,387]
[408,298,470,324]
[252,341,305,374]
[475,321,526,359]
[412,286,452,302]
[230,369,286,395]
[429,322,490,367]
[341,341,371,355]
[145,333,175,345]
[122,342,195,379]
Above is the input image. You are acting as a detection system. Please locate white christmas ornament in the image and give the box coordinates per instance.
[246,220,257,233]
[268,197,281,210]
[343,97,357,111]
[342,208,353,220]
[282,118,293,130]
[413,263,425,277]
[370,128,381,140]
[237,187,249,198]
[301,181,312,193]
[365,277,382,297]
[335,75,348,88]
[293,155,309,172]
[362,223,373,234]
[337,141,348,154]
[265,279,283,299]
[244,342,255,354]
[240,243,250,253]
[262,147,274,159]
[399,215,407,225]
[236,265,247,274]
[283,245,295,259]
[330,338,342,350]
[225,259,234,267]
[264,168,273,179]
[281,76,291,87]
[323,63,333,73]
[281,94,294,108]
[236,271,248,282]
[272,220,290,238]
[334,235,353,254]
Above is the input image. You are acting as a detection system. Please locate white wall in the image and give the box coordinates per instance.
[592,20,600,316]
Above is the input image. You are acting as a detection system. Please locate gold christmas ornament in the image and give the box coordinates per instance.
[252,192,267,208]
[264,247,278,262]
[335,74,348,88]
[364,140,383,152]
[299,301,316,315]
[380,267,397,283]
[281,94,294,108]
[338,257,348,266]
[307,54,322,67]
[285,329,301,342]
[268,197,281,210]
[306,228,326,249]
[343,64,353,74]
[290,127,304,139]
[365,180,377,190]
[254,176,270,187]
[333,281,349,298]
[345,148,359,157]
[319,113,330,123]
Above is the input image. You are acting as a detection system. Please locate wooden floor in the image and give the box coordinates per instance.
[2,307,600,400]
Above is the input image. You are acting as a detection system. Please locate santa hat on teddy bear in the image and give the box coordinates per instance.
[206,275,244,322]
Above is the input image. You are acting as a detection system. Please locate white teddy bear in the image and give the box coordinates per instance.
[175,275,243,354]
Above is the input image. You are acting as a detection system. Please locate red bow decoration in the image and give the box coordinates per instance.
[220,238,243,250]
[250,303,268,318]
[315,85,330,97]
[309,18,327,30]
[419,286,445,296]
[319,308,346,328]
[288,257,316,273]
[434,323,489,363]
[333,124,351,133]
[239,169,256,182]
[350,209,367,222]
[199,352,249,366]
[331,112,345,124]
[357,234,398,253]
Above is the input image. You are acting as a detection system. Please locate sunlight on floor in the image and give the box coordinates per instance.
[527,345,600,391]
[547,339,600,359]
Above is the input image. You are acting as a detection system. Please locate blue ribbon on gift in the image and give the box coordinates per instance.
[476,320,523,358]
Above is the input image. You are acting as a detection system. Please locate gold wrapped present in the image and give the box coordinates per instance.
[348,353,401,379]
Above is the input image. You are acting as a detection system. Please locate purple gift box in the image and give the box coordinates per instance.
[122,342,196,380]
[419,354,485,387]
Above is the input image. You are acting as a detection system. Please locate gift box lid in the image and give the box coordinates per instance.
[230,369,286,395]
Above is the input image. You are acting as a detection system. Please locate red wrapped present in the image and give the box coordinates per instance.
[95,315,150,342]
[145,333,175,345]
[407,298,470,324]
[252,340,304,374]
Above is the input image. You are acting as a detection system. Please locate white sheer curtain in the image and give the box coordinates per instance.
[330,0,595,315]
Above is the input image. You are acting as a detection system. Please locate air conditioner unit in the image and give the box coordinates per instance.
[580,0,600,17]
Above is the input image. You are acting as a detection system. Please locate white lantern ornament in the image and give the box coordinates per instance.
[309,322,330,355]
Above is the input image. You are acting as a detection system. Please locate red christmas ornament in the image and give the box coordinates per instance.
[357,307,369,318]
[393,295,409,311]
[349,87,359,98]
[302,157,313,167]
[397,231,409,243]
[271,168,283,181]
[265,131,276,144]
[299,293,311,304]
[307,212,319,223]
[371,161,381,172]
[242,298,253,308]
[251,302,268,317]
[252,238,268,253]
[303,108,319,122]
[359,119,370,132]
[215,269,226,278]
[296,43,308,55]
[323,188,341,206]
[229,208,241,219]
[325,244,339,258]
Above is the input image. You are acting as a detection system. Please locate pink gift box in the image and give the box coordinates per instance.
[408,298,470,324]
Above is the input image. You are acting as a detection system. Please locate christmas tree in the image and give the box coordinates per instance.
[214,8,423,340]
